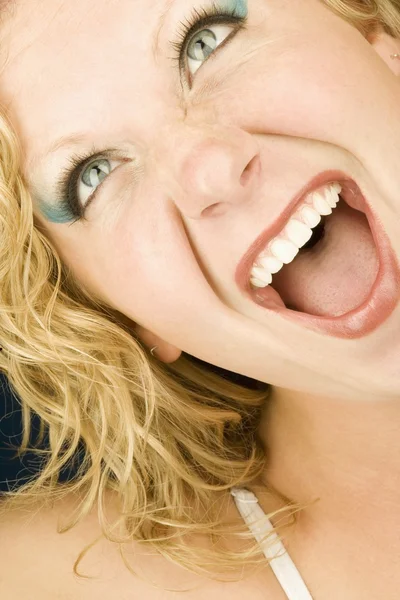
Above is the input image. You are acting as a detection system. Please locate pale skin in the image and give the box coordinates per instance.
[1,0,400,597]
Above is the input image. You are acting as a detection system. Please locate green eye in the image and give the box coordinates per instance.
[54,149,126,225]
[82,159,112,188]
[186,23,238,78]
[76,157,121,211]
[187,28,218,61]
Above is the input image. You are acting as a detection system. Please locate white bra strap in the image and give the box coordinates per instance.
[230,488,314,600]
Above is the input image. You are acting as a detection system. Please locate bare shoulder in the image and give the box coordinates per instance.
[0,490,165,599]
[0,490,287,600]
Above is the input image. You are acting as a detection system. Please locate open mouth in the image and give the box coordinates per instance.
[236,171,400,339]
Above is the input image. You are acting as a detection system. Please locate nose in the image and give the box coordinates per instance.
[154,125,261,219]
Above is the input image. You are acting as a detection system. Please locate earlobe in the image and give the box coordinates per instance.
[149,343,182,364]
[368,28,400,75]
[109,313,182,363]
[133,324,182,364]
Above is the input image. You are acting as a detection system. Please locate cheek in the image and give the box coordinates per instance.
[69,205,222,352]
[206,18,398,158]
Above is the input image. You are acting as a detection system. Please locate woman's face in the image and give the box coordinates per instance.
[2,0,400,399]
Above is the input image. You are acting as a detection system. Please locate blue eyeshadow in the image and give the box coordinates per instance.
[38,200,74,224]
[222,0,248,18]
[38,0,249,227]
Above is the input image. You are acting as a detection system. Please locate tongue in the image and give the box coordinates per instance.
[271,201,380,317]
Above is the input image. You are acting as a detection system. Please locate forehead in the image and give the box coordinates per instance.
[1,0,165,74]
[0,0,172,172]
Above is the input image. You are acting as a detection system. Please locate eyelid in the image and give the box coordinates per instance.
[169,4,248,86]
[51,148,132,226]
[183,19,242,75]
[187,24,241,81]
[78,156,127,210]
[55,146,109,201]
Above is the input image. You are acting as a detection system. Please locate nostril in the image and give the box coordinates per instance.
[240,155,260,187]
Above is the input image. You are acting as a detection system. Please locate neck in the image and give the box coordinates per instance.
[258,387,400,527]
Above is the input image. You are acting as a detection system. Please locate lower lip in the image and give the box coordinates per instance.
[251,189,400,339]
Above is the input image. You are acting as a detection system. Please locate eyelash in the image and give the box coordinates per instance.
[170,1,248,76]
[56,145,107,226]
[57,1,248,226]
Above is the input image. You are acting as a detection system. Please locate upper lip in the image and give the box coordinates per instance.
[235,169,352,295]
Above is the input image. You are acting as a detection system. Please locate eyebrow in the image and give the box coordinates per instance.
[40,133,89,162]
[34,0,176,167]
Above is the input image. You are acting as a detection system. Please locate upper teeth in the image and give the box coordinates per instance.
[250,182,342,288]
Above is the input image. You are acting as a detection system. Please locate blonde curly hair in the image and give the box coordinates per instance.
[0,0,399,592]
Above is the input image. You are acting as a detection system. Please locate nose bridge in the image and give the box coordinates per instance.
[151,122,260,219]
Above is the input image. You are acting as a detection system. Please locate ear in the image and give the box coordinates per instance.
[133,324,182,364]
[368,27,400,76]
[107,310,182,364]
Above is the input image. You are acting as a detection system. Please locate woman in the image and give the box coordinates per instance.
[0,0,399,597]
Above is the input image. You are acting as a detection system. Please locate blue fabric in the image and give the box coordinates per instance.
[0,373,83,493]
